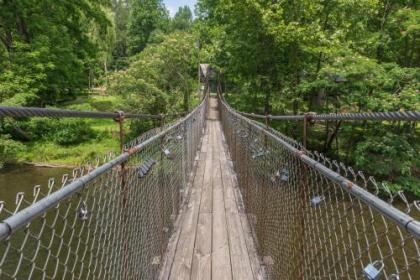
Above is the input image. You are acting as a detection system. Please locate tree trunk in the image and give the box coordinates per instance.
[324,121,342,153]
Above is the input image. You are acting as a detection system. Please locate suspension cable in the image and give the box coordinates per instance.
[0,95,207,241]
[240,109,420,121]
[0,105,186,120]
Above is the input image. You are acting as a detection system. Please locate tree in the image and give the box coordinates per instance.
[111,0,130,69]
[196,0,420,195]
[172,6,193,31]
[127,0,169,55]
[109,31,199,133]
[0,0,111,106]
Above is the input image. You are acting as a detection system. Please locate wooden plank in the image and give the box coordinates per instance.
[218,119,265,280]
[163,97,264,280]
[201,126,210,153]
[200,122,213,214]
[190,122,213,280]
[168,134,208,280]
[160,211,186,280]
[224,149,265,280]
[220,155,254,279]
[212,122,232,280]
[190,213,212,280]
[239,213,266,280]
[160,127,210,280]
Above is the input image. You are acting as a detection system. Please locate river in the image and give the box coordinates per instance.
[0,165,419,279]
[0,165,71,207]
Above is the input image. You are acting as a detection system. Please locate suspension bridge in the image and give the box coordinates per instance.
[0,89,419,279]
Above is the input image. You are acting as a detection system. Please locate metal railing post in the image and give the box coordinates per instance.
[303,113,308,149]
[115,111,125,153]
[159,114,166,260]
[259,114,270,257]
[0,99,210,280]
[297,157,307,280]
[114,111,129,279]
[245,122,251,212]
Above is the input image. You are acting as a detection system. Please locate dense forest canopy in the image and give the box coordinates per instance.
[194,0,419,196]
[0,0,419,195]
[0,0,195,106]
[0,0,111,106]
[0,0,197,165]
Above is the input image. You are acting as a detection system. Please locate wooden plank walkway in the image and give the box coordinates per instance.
[160,97,264,280]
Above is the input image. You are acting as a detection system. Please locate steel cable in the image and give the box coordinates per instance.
[0,97,207,280]
[0,105,186,120]
[240,110,420,121]
[219,95,420,280]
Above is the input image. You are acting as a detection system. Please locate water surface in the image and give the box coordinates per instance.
[0,165,70,207]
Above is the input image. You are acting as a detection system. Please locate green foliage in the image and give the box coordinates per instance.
[20,137,119,165]
[171,6,193,31]
[109,31,199,114]
[197,0,420,196]
[0,0,112,106]
[20,118,95,145]
[127,0,169,54]
[52,119,95,146]
[0,135,25,167]
[108,30,199,136]
[0,0,199,167]
[88,95,124,111]
[110,0,130,68]
[24,118,61,140]
[354,132,417,177]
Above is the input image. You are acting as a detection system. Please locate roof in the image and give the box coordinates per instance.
[200,64,217,81]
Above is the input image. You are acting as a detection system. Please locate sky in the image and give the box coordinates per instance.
[163,0,197,17]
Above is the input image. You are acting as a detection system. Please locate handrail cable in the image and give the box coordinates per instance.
[219,94,420,238]
[0,96,207,241]
[0,105,187,120]
[240,109,420,121]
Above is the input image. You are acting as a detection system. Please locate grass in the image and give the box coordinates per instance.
[19,137,120,166]
[16,94,126,166]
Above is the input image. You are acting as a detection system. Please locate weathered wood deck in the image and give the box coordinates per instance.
[160,97,264,280]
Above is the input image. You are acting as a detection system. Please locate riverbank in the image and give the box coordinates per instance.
[17,137,120,166]
[1,94,124,167]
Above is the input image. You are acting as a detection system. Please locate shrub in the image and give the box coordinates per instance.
[0,135,25,167]
[24,118,60,140]
[22,118,95,145]
[51,119,95,145]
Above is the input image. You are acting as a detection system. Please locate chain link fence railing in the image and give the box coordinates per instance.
[0,97,207,280]
[219,96,420,280]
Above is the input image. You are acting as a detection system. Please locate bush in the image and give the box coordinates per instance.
[24,118,60,140]
[0,135,25,167]
[51,119,95,145]
[22,118,95,145]
[354,133,416,178]
[66,103,96,111]
[128,119,156,139]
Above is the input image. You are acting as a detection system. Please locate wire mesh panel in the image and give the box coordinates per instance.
[219,97,420,280]
[0,98,207,280]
